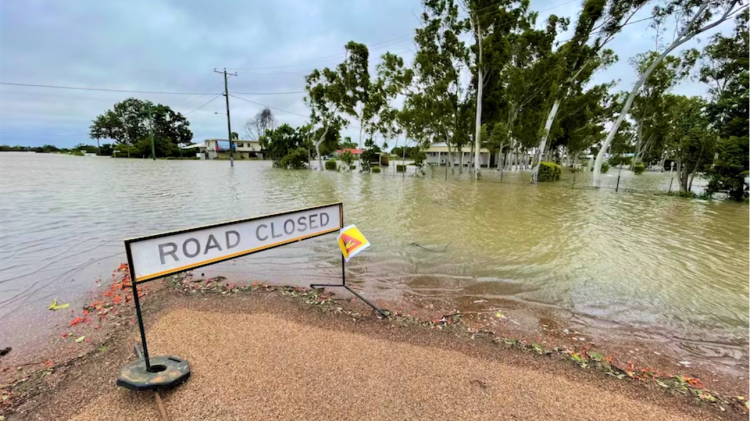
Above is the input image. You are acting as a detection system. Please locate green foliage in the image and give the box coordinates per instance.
[608,155,632,167]
[340,150,355,167]
[701,11,748,201]
[325,159,337,171]
[278,147,308,169]
[707,136,749,200]
[99,143,113,156]
[396,164,407,173]
[667,190,697,199]
[89,98,192,158]
[592,161,610,173]
[371,166,381,173]
[633,162,645,175]
[537,161,562,182]
[349,165,356,170]
[409,149,426,168]
[260,124,309,169]
[569,167,583,174]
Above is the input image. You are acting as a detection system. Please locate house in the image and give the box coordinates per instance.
[333,148,364,157]
[423,142,492,167]
[199,139,264,160]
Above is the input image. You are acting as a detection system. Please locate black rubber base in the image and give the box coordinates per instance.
[116,355,190,391]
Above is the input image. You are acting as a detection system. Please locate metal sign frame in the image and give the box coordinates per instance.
[122,202,385,373]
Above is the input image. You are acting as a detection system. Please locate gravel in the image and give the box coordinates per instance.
[71,308,706,421]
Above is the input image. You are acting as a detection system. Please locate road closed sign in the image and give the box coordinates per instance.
[126,203,343,283]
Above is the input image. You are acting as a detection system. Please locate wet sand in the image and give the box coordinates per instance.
[1,284,732,421]
[66,308,713,421]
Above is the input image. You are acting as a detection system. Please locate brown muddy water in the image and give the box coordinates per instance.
[0,153,747,376]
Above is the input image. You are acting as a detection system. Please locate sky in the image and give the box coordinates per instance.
[0,0,736,149]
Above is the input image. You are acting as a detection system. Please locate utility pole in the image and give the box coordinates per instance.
[215,68,238,167]
[148,103,155,160]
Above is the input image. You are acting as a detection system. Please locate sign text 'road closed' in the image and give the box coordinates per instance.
[126,204,342,283]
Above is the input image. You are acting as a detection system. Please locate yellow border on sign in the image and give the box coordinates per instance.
[134,227,340,283]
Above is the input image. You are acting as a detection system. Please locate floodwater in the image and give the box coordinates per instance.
[1,153,748,374]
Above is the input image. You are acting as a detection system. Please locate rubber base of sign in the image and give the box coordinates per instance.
[116,355,191,391]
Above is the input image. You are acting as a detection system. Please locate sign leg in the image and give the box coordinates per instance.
[131,280,151,371]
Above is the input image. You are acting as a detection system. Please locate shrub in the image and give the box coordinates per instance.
[601,161,610,173]
[569,167,582,174]
[633,162,645,175]
[325,159,337,171]
[396,164,406,173]
[349,165,356,170]
[667,190,697,199]
[537,161,562,182]
[371,166,381,173]
[608,155,632,167]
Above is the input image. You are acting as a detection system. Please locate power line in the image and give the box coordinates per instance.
[0,82,307,96]
[184,94,222,115]
[233,90,305,95]
[0,82,220,95]
[228,93,309,118]
[229,94,363,131]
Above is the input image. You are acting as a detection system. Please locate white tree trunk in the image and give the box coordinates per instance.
[531,98,561,183]
[316,125,329,171]
[474,67,483,180]
[592,1,735,186]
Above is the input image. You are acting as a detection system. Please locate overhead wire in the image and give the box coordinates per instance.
[184,94,222,115]
[0,82,305,96]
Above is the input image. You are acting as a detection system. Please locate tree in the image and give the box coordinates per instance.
[702,10,748,200]
[244,108,276,140]
[628,50,697,169]
[89,98,192,158]
[340,150,355,170]
[531,0,639,182]
[341,137,358,149]
[463,0,537,179]
[593,0,743,186]
[259,124,309,169]
[408,0,471,173]
[666,96,716,192]
[305,42,370,170]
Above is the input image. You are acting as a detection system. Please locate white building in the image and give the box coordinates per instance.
[423,142,492,167]
[199,139,264,160]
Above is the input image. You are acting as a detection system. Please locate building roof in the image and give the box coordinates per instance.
[335,148,364,155]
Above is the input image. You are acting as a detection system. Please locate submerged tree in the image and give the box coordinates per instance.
[89,98,192,158]
[593,0,743,186]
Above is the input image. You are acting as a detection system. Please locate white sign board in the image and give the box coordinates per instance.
[126,203,342,283]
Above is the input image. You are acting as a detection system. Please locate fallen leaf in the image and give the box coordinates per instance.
[495,312,504,318]
[473,300,487,304]
[97,346,108,352]
[75,336,86,343]
[47,298,69,311]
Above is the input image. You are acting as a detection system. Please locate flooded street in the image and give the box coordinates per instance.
[1,153,747,375]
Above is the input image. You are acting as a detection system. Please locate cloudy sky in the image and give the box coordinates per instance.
[0,0,734,148]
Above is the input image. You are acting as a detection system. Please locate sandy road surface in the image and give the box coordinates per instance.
[71,309,709,421]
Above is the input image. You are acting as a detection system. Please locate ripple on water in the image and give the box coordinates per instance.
[0,153,747,372]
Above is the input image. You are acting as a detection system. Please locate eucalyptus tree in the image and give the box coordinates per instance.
[409,0,470,173]
[463,0,537,179]
[627,50,697,169]
[702,10,748,200]
[530,0,649,183]
[305,41,370,170]
[593,0,744,186]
